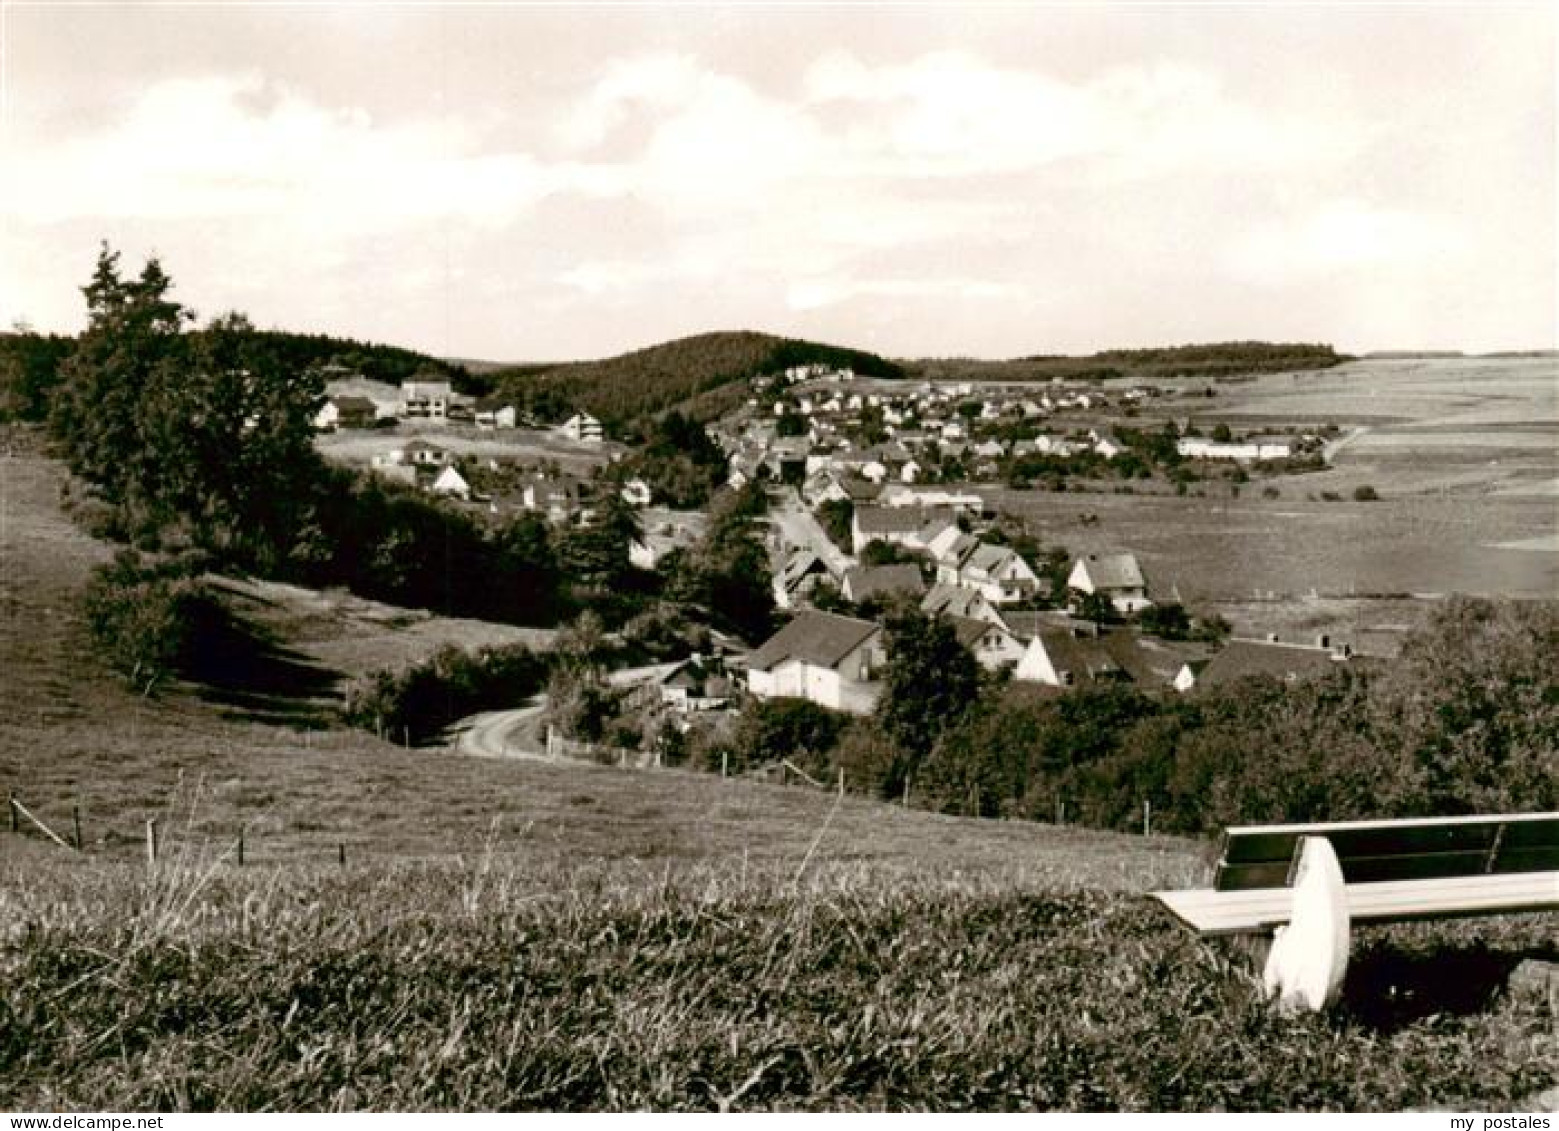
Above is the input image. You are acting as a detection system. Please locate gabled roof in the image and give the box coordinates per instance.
[855,505,938,535]
[330,395,378,414]
[922,583,995,620]
[746,611,882,673]
[936,532,981,566]
[1075,552,1146,591]
[778,550,826,590]
[844,564,925,603]
[1196,639,1343,689]
[963,543,1022,579]
[947,615,1011,651]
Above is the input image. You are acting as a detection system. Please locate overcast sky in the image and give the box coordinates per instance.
[2,3,1553,361]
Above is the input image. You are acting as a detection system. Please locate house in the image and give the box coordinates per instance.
[522,474,588,521]
[841,564,925,605]
[401,379,452,420]
[1015,621,1210,688]
[937,541,1041,605]
[473,397,517,430]
[922,582,1006,627]
[1068,552,1152,614]
[375,439,454,468]
[745,610,884,715]
[1190,636,1351,692]
[851,506,954,554]
[314,395,378,431]
[1176,437,1295,462]
[659,656,733,712]
[322,377,402,421]
[948,615,1026,671]
[560,412,604,444]
[429,465,472,500]
[773,549,830,610]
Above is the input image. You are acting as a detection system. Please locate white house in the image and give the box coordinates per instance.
[430,465,472,500]
[937,541,1041,604]
[922,582,1006,627]
[560,412,604,443]
[401,379,452,420]
[745,610,884,715]
[1068,552,1152,614]
[1176,437,1295,462]
[949,616,1026,672]
[473,398,517,430]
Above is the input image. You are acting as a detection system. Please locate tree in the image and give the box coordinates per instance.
[874,607,981,795]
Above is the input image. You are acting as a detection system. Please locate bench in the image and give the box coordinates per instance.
[1151,812,1559,1011]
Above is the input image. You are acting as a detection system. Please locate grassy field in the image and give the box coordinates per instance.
[3,436,1557,1111]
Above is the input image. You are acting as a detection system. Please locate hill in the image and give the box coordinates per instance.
[2,435,1555,1111]
[488,331,905,433]
[907,341,1346,384]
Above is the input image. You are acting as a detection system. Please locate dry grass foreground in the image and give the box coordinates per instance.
[2,437,1556,1111]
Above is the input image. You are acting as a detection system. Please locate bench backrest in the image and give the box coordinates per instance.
[1213,812,1559,892]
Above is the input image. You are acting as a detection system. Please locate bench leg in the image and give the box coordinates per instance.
[1262,835,1351,1012]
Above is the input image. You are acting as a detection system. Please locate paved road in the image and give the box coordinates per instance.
[767,489,856,575]
[449,661,683,762]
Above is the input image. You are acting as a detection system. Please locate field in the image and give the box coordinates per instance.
[315,421,621,475]
[3,432,1557,1111]
[993,357,1558,649]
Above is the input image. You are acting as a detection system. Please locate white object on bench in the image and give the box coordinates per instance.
[1261,836,1350,1011]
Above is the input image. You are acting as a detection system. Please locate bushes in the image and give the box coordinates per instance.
[82,552,216,696]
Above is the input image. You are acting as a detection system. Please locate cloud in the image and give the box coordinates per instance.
[5,73,575,232]
[1222,202,1469,285]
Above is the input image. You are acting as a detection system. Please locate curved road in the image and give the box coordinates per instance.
[449,661,685,762]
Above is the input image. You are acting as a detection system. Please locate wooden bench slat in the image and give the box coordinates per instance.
[1220,813,1559,866]
[1214,845,1559,891]
[1153,871,1559,937]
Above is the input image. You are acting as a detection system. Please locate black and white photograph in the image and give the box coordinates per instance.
[1,0,1555,1114]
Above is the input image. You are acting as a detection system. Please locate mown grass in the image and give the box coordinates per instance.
[2,854,1555,1112]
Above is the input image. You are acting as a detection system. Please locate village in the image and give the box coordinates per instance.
[305,359,1355,749]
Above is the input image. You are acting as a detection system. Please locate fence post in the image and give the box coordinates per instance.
[7,792,16,835]
[145,818,159,870]
[1143,799,1152,837]
[838,766,845,795]
[337,842,346,867]
[72,804,82,851]
[721,751,728,779]
[902,776,910,808]
[237,827,245,867]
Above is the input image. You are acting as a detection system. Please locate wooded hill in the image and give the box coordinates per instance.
[488,331,905,433]
[907,341,1346,384]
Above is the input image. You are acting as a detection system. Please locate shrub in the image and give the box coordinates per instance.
[82,552,215,696]
[1353,484,1380,501]
[343,642,547,745]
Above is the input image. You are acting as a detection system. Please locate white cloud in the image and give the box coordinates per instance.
[1222,202,1469,285]
[5,73,570,232]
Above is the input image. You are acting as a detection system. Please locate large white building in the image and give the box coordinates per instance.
[745,610,884,715]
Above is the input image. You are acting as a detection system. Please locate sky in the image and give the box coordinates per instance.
[1,2,1554,362]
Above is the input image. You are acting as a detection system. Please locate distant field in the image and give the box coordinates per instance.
[316,422,620,473]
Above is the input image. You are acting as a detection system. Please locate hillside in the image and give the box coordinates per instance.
[907,341,1346,384]
[489,331,905,432]
[2,435,1556,1112]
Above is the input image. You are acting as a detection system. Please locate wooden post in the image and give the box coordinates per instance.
[337,842,346,867]
[237,828,245,867]
[145,818,159,870]
[721,751,728,778]
[72,805,82,851]
[1143,799,1152,837]
[7,792,16,834]
[838,766,845,795]
[902,776,910,808]
[403,727,410,749]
